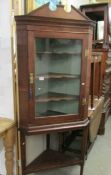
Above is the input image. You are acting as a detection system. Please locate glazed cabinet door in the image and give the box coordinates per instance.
[28,32,89,126]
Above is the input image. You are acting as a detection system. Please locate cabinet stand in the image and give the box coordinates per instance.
[19,120,89,175]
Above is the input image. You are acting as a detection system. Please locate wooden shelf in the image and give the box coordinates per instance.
[36,93,79,102]
[37,51,81,55]
[37,110,66,117]
[25,149,81,174]
[36,73,80,79]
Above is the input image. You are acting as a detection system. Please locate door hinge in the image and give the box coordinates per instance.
[85,49,89,57]
[29,73,34,84]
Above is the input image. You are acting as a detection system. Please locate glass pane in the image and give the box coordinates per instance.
[35,38,82,117]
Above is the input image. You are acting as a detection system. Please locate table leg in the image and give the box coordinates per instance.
[3,126,16,175]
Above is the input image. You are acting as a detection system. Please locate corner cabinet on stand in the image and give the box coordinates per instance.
[15,4,94,175]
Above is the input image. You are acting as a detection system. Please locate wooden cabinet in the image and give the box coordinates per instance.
[15,4,94,175]
[80,3,111,135]
[80,3,110,49]
[89,52,102,109]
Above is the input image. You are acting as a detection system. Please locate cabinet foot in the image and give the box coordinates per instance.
[80,164,84,175]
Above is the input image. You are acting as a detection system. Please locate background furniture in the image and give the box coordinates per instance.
[60,51,104,155]
[88,51,104,145]
[89,52,103,108]
[80,3,110,48]
[80,2,111,135]
[0,117,16,175]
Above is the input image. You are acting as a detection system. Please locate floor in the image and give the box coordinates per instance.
[33,117,111,175]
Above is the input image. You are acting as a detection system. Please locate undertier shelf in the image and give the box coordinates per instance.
[36,93,79,102]
[25,149,81,174]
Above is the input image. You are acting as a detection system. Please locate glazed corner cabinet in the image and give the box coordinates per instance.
[15,4,94,175]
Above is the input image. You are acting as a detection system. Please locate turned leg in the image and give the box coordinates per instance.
[3,126,16,175]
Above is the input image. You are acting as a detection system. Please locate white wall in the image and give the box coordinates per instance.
[0,1,14,119]
[0,0,89,174]
[72,0,90,8]
[0,0,14,174]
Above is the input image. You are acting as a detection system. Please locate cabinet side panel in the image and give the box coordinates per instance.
[80,29,93,119]
[16,28,29,127]
[85,29,93,117]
